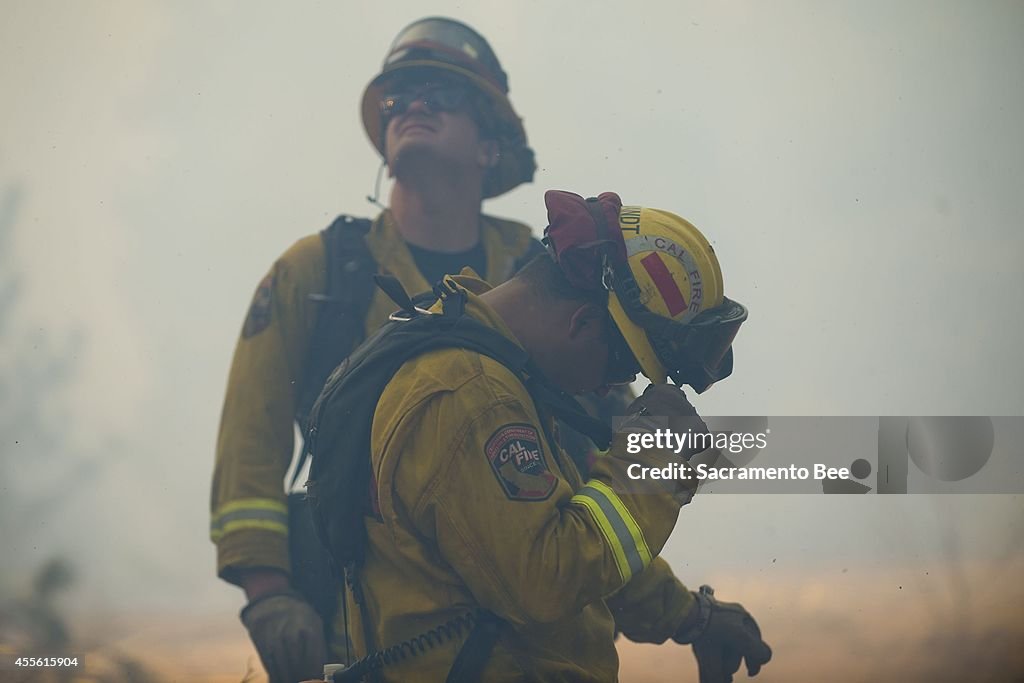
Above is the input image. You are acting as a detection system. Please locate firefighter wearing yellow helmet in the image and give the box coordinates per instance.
[305,190,769,682]
[606,206,747,390]
[542,191,747,392]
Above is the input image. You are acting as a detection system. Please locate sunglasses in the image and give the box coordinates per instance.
[380,84,471,119]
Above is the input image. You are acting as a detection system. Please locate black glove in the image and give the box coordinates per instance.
[674,585,772,683]
[624,384,709,442]
[626,383,710,453]
[240,589,328,683]
[626,383,700,419]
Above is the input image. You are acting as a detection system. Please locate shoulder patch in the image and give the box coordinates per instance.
[485,423,557,501]
[242,273,274,338]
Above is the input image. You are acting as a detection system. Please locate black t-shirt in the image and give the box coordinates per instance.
[406,240,487,288]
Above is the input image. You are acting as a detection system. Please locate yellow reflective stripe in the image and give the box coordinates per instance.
[570,492,633,583]
[210,498,289,542]
[586,480,652,568]
[210,518,288,542]
[571,479,654,583]
[212,498,287,520]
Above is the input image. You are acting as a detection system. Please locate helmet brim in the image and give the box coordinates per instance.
[608,290,668,385]
[361,61,529,198]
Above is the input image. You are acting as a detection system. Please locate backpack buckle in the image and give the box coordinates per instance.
[376,274,439,322]
[388,306,438,322]
[434,277,466,318]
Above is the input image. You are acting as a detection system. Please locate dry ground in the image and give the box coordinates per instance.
[9,560,1024,683]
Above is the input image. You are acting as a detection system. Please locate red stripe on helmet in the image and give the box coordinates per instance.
[640,252,688,316]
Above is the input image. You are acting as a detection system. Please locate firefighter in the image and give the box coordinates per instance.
[210,17,544,683]
[313,191,771,682]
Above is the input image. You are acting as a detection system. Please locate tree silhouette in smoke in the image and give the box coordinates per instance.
[0,184,82,658]
[0,183,118,563]
[0,186,161,681]
[0,185,82,568]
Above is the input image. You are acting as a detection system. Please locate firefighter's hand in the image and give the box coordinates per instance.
[626,383,700,419]
[240,589,327,683]
[622,384,709,458]
[674,586,772,682]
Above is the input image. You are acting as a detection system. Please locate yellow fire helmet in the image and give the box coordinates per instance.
[543,191,747,391]
[360,17,536,198]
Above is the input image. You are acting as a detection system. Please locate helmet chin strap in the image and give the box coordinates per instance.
[365,159,388,210]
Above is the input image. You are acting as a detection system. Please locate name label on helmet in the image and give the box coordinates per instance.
[620,206,642,234]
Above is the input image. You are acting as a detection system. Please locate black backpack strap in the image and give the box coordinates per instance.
[303,231,538,438]
[287,216,374,642]
[293,214,375,487]
[444,610,502,682]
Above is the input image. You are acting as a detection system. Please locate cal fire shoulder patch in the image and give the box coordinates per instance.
[242,273,274,338]
[485,423,557,502]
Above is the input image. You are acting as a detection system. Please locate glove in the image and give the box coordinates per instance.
[674,585,772,683]
[240,589,328,683]
[626,383,700,419]
[623,384,710,459]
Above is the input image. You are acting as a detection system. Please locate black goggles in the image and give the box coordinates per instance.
[649,297,747,392]
[380,83,471,119]
[605,256,747,392]
[605,316,642,386]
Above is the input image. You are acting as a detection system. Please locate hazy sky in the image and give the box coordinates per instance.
[2,0,1022,620]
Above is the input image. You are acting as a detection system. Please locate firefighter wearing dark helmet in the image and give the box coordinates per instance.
[313,191,771,682]
[210,18,549,683]
[360,17,536,199]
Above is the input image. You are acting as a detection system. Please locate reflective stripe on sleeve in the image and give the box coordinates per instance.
[210,498,288,542]
[570,479,653,583]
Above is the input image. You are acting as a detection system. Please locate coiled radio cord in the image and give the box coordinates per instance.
[332,610,483,682]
